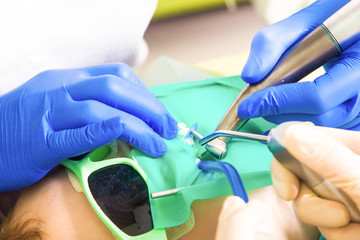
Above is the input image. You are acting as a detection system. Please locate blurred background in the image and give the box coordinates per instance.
[142,0,316,72]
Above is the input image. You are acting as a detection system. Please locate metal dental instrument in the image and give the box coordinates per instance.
[151,186,187,199]
[198,122,360,222]
[204,0,360,160]
[190,128,229,159]
[151,160,248,202]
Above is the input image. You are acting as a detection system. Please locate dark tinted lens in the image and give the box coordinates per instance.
[88,164,153,236]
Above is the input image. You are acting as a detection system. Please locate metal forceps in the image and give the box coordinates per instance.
[194,121,360,223]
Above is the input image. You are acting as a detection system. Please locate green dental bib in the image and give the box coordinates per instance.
[131,75,276,229]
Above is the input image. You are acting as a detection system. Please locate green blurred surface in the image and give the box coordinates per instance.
[133,75,275,228]
[153,0,248,20]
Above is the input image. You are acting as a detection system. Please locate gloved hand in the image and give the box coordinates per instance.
[271,123,360,239]
[238,0,360,130]
[216,196,267,240]
[0,63,178,191]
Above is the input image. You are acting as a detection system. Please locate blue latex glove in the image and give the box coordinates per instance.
[238,0,360,130]
[0,63,178,191]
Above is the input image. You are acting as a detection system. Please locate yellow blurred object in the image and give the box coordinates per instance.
[194,52,249,77]
[153,0,248,21]
[194,52,325,83]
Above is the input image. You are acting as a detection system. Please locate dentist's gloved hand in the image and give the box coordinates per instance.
[0,63,178,191]
[238,0,360,130]
[271,123,360,239]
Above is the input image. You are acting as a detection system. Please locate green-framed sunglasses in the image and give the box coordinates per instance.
[61,145,167,240]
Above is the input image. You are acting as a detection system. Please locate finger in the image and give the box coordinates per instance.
[321,40,360,72]
[260,95,360,127]
[238,79,360,122]
[81,62,150,92]
[308,126,360,155]
[285,124,360,205]
[216,196,246,240]
[49,98,121,130]
[43,116,123,170]
[116,110,167,157]
[238,82,319,119]
[238,39,360,121]
[216,197,265,240]
[49,100,168,157]
[339,117,360,130]
[311,40,360,109]
[271,158,300,201]
[241,0,347,83]
[346,121,360,132]
[294,183,350,228]
[218,196,247,221]
[320,223,360,240]
[322,40,360,71]
[65,75,178,139]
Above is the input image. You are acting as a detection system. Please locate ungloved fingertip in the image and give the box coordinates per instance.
[304,121,315,126]
[223,196,246,209]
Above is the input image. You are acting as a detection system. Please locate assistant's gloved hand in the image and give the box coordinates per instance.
[238,0,360,130]
[271,123,360,239]
[216,196,267,240]
[0,63,178,191]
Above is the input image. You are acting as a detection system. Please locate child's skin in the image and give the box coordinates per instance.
[9,165,318,240]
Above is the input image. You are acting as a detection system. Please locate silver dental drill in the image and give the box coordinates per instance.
[198,122,360,222]
[203,0,360,160]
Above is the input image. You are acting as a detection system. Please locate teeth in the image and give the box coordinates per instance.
[177,122,195,146]
[195,158,201,165]
[179,127,190,137]
[184,137,195,145]
[177,122,187,129]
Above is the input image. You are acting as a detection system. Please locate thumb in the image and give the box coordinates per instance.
[241,0,347,84]
[284,124,360,205]
[216,197,268,240]
[45,117,123,168]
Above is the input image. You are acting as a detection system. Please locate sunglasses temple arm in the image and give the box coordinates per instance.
[150,161,248,202]
[151,186,188,199]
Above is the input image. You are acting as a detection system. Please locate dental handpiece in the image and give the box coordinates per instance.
[197,122,360,222]
[204,0,360,160]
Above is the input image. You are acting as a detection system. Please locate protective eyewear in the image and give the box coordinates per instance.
[61,145,166,240]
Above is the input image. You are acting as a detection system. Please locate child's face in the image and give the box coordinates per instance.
[12,167,116,240]
[9,165,317,240]
[9,167,225,240]
[9,166,224,240]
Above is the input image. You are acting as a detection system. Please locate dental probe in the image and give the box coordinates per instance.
[198,122,360,222]
[205,0,360,160]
